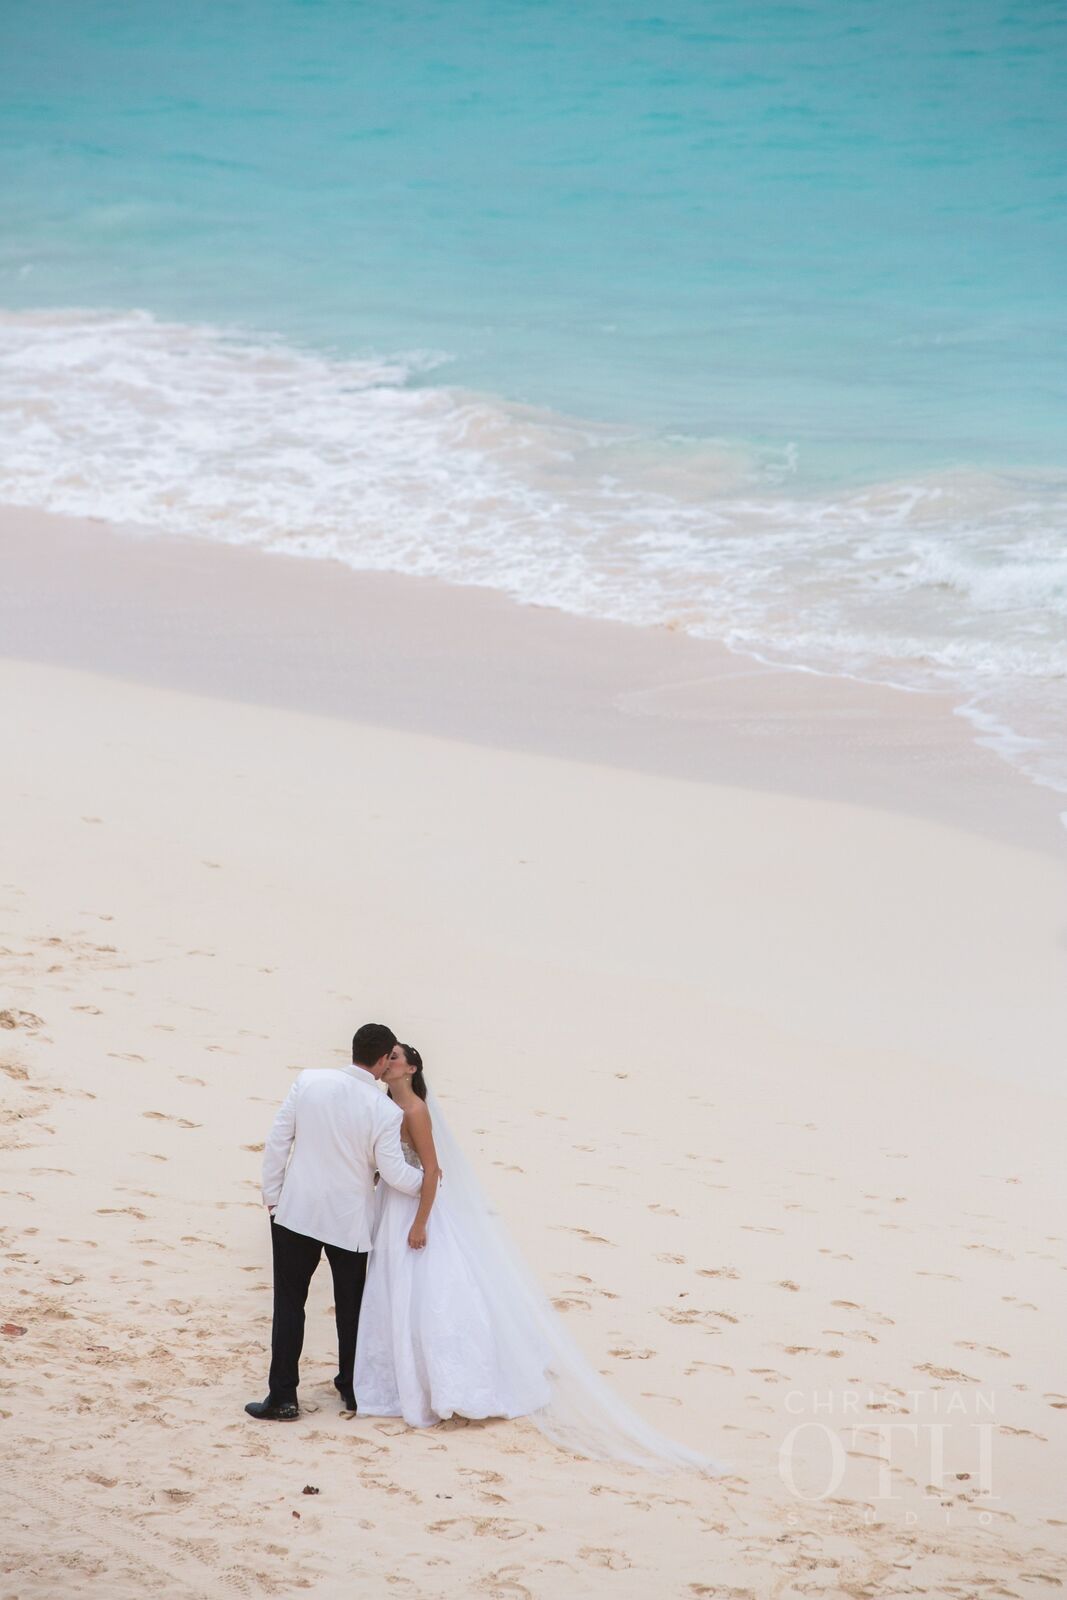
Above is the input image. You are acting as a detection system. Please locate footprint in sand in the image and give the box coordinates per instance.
[458,1468,505,1489]
[476,1572,532,1600]
[142,1112,202,1128]
[956,1340,1011,1358]
[579,1548,632,1570]
[551,1226,615,1246]
[657,1252,687,1264]
[914,1362,979,1383]
[648,1204,679,1217]
[832,1299,895,1326]
[741,1224,784,1235]
[0,1010,44,1031]
[660,1306,738,1327]
[428,1516,541,1542]
[455,1472,508,1505]
[776,1280,801,1292]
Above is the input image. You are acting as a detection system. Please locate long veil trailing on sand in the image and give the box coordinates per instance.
[425,1088,726,1475]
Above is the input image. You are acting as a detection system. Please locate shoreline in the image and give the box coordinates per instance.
[3,503,1064,859]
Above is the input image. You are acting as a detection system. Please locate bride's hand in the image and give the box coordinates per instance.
[407,1223,427,1250]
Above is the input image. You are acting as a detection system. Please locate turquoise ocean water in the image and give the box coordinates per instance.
[1,1,1065,793]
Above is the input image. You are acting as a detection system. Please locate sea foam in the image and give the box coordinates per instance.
[2,308,1065,797]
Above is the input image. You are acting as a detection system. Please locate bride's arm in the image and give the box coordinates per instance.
[404,1102,441,1251]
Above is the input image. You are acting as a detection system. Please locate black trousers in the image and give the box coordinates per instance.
[267,1217,368,1405]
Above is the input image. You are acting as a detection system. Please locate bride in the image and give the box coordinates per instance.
[353,1043,723,1474]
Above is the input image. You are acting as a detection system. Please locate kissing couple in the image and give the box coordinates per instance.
[246,1021,724,1474]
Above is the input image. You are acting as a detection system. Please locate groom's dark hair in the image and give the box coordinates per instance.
[352,1022,397,1066]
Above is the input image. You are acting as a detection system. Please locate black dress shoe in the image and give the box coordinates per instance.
[245,1396,299,1420]
[333,1375,357,1412]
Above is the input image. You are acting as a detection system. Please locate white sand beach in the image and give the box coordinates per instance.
[2,508,1066,1598]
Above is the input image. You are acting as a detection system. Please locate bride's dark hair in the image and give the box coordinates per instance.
[395,1043,427,1102]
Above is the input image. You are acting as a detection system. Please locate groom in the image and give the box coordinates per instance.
[245,1022,424,1420]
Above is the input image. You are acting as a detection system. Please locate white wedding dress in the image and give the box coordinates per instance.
[353,1090,725,1474]
[354,1134,551,1425]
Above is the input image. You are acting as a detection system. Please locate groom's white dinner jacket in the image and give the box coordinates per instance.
[261,1065,423,1252]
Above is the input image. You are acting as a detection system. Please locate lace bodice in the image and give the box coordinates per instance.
[400,1139,423,1171]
